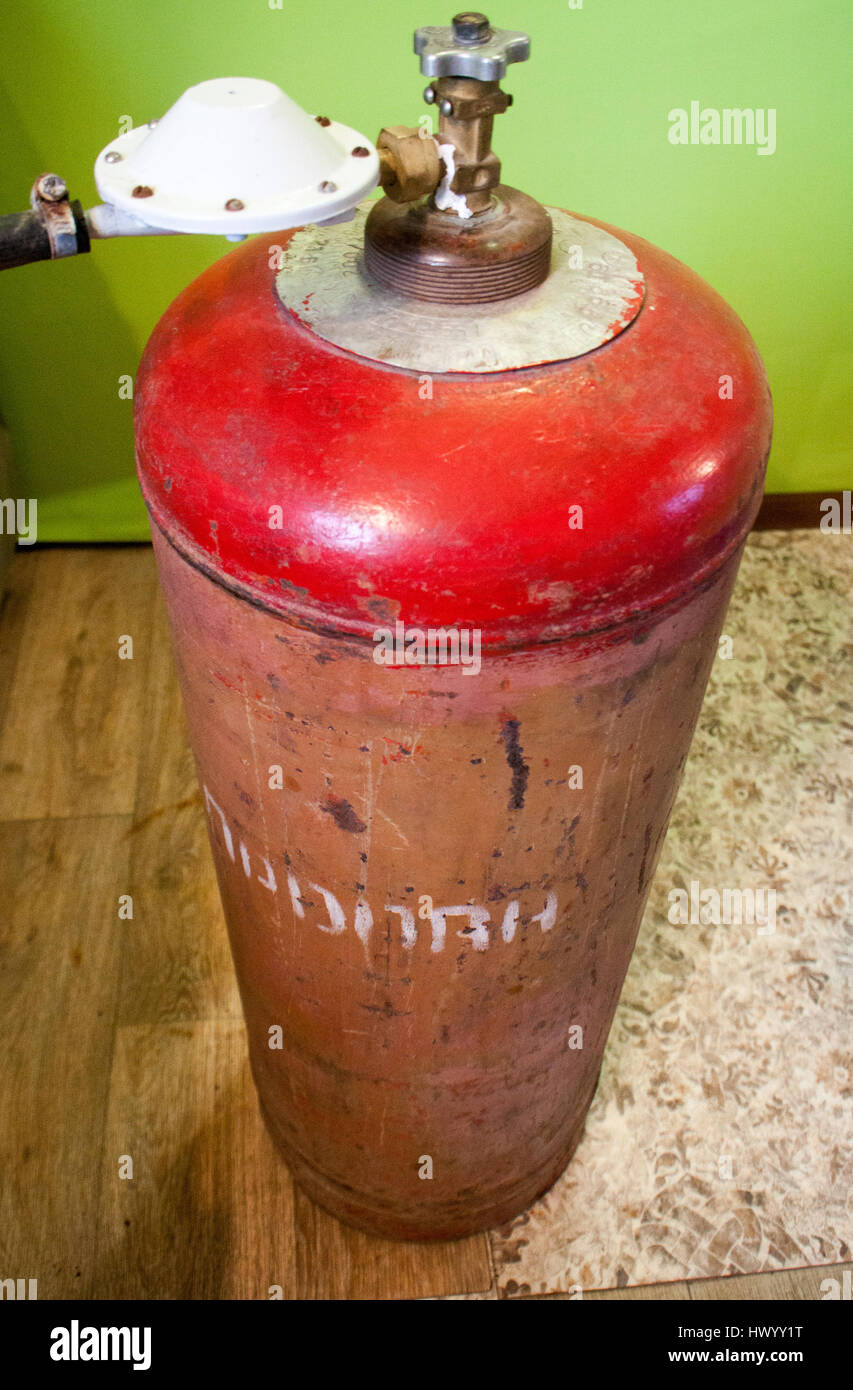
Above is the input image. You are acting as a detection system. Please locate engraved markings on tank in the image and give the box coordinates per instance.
[204,784,557,954]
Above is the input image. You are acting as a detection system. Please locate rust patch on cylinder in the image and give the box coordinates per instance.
[321,793,368,834]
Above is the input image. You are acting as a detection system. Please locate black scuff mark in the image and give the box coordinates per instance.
[638,821,652,895]
[500,718,529,811]
[320,794,367,834]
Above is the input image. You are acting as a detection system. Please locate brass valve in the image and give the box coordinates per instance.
[377,126,441,204]
[364,14,552,304]
[375,12,529,216]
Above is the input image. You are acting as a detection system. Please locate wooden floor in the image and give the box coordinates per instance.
[0,547,846,1301]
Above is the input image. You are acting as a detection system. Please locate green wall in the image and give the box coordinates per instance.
[0,0,850,539]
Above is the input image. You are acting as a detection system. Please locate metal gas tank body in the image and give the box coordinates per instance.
[135,207,771,1240]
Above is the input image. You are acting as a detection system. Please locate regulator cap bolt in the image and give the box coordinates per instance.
[452,12,492,44]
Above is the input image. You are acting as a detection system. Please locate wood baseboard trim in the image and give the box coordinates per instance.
[754,491,850,530]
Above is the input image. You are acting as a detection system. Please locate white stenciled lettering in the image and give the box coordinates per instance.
[532,892,558,932]
[287,871,304,918]
[387,904,417,949]
[287,880,559,954]
[428,905,445,953]
[354,901,373,947]
[302,882,374,943]
[257,857,278,893]
[203,785,235,861]
[202,790,561,954]
[204,785,277,893]
[501,900,519,942]
[310,882,346,935]
[427,904,492,951]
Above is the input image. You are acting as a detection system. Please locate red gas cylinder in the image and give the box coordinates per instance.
[134,20,771,1240]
